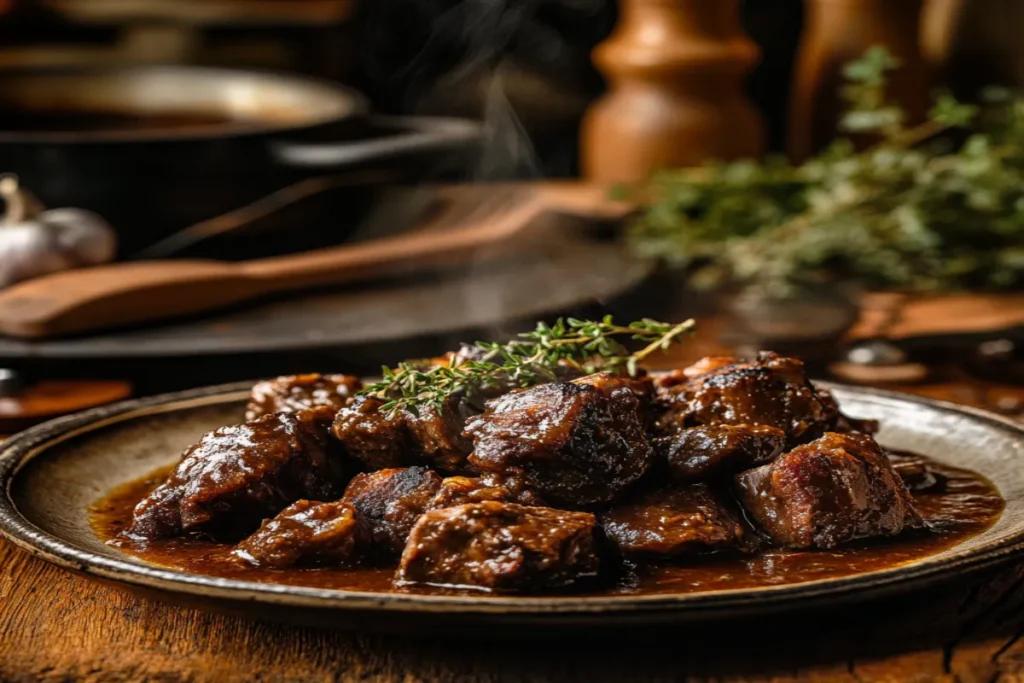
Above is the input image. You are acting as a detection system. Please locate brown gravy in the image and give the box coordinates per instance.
[90,454,1005,597]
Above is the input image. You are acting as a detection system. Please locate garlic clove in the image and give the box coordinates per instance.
[0,222,75,288]
[40,208,118,266]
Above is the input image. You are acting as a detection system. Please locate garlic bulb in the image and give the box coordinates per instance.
[38,208,118,266]
[0,175,117,288]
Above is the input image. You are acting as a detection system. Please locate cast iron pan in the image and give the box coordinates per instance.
[0,66,481,255]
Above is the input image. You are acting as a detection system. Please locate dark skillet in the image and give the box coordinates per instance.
[0,66,481,256]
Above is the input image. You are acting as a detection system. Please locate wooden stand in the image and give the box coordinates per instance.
[581,0,764,183]
[788,0,931,161]
[925,0,1024,95]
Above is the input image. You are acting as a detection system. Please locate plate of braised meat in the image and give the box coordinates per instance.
[0,318,1021,631]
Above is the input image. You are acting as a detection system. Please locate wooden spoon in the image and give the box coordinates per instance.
[0,183,633,339]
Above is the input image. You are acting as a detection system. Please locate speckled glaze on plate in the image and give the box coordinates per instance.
[1,382,1023,633]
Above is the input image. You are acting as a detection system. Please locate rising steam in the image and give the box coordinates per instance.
[357,0,618,339]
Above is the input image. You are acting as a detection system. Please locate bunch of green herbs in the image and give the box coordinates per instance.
[627,47,1024,296]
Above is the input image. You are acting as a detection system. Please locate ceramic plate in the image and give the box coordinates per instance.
[1,382,1023,632]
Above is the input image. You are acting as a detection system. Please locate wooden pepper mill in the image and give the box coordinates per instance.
[788,0,932,161]
[581,0,765,183]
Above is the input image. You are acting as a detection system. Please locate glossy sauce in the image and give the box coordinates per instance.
[91,454,1005,597]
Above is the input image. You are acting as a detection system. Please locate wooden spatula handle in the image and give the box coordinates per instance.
[0,261,259,339]
[0,183,625,339]
[241,194,549,289]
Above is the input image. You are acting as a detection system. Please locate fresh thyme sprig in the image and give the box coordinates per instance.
[361,317,696,417]
[627,46,1024,295]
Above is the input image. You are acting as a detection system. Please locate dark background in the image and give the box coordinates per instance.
[0,0,806,176]
[350,0,805,175]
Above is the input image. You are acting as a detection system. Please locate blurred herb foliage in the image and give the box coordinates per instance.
[626,47,1024,295]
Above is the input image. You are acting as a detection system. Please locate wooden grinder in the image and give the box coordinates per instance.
[788,0,932,161]
[581,0,765,183]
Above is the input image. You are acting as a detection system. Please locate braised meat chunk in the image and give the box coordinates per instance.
[651,357,742,395]
[126,407,347,541]
[233,500,371,569]
[396,502,601,592]
[576,371,658,428]
[657,424,786,483]
[246,374,362,421]
[332,395,415,471]
[429,473,544,510]
[403,395,478,473]
[124,484,180,541]
[735,432,924,549]
[466,373,654,507]
[343,466,443,556]
[602,484,749,558]
[681,356,744,380]
[658,352,838,445]
[333,394,478,474]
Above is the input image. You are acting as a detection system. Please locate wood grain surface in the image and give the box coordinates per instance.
[3,337,1024,682]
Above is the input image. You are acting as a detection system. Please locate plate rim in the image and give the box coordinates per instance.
[2,380,1024,616]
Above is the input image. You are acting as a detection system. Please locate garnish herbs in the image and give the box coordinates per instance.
[360,317,696,417]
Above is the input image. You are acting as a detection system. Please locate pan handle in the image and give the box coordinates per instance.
[270,115,482,169]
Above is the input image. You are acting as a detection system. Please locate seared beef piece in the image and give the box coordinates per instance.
[332,395,415,471]
[812,387,881,435]
[653,358,745,395]
[683,356,743,379]
[125,483,181,540]
[429,473,545,510]
[127,406,346,541]
[233,500,371,568]
[656,424,787,483]
[465,373,654,507]
[657,352,838,445]
[333,394,478,473]
[245,374,362,421]
[343,467,443,556]
[574,371,654,397]
[417,363,652,472]
[403,395,478,473]
[602,484,749,558]
[578,371,659,428]
[735,432,924,549]
[653,369,688,392]
[888,452,942,492]
[396,502,601,592]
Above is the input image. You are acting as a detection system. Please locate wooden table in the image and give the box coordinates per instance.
[2,331,1024,682]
